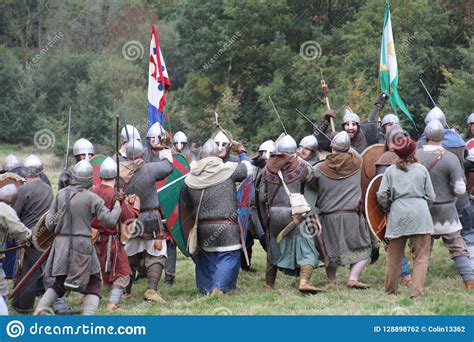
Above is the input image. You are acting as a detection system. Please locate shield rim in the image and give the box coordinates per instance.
[364,173,387,243]
[31,210,56,252]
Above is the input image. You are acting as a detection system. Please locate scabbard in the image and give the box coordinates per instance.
[105,236,112,273]
[276,213,306,244]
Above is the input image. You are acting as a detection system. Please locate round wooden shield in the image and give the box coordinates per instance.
[0,172,25,188]
[360,144,385,199]
[365,174,387,243]
[31,211,56,252]
[466,138,474,150]
[90,155,106,186]
[157,153,190,257]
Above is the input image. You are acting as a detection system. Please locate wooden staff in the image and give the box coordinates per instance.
[321,71,335,132]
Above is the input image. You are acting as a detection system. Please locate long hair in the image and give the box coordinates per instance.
[396,153,418,172]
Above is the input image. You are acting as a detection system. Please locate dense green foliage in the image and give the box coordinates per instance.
[0,0,472,153]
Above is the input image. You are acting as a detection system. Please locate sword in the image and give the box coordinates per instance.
[64,107,72,170]
[419,78,450,129]
[268,96,288,135]
[295,108,332,142]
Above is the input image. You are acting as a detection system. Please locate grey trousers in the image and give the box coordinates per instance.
[165,239,176,278]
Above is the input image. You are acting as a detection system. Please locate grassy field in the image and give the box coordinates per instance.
[3,145,474,315]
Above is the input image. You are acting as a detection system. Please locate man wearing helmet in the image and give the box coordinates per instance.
[91,157,140,310]
[259,134,321,294]
[118,125,142,160]
[312,132,372,289]
[181,139,253,295]
[417,107,465,164]
[213,131,250,163]
[34,160,122,315]
[172,131,194,164]
[144,122,172,163]
[2,154,51,187]
[464,113,474,141]
[58,138,95,190]
[241,140,275,272]
[121,139,173,303]
[10,156,67,314]
[298,135,319,165]
[417,119,473,289]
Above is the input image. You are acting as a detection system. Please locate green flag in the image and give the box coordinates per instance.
[380,0,415,125]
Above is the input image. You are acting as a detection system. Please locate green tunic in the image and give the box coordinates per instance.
[377,163,435,239]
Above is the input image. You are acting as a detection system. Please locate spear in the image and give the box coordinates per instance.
[419,78,437,107]
[268,96,288,135]
[320,71,335,132]
[64,107,72,170]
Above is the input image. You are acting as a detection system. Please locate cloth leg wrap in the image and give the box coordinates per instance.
[36,288,58,312]
[109,287,123,305]
[82,294,100,316]
[147,263,164,291]
[265,262,277,286]
[454,255,474,281]
[299,264,313,282]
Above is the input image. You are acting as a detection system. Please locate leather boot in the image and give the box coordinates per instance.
[144,289,166,303]
[298,265,322,294]
[465,280,474,289]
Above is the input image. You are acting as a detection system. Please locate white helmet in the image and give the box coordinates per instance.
[146,122,166,142]
[22,155,43,177]
[173,131,188,144]
[342,108,360,130]
[126,139,145,160]
[467,113,474,125]
[72,160,93,188]
[424,107,446,127]
[259,140,275,153]
[173,131,188,152]
[2,154,20,172]
[213,131,231,152]
[121,125,141,143]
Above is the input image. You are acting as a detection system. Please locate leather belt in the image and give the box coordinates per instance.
[320,209,357,216]
[433,200,454,205]
[198,219,239,226]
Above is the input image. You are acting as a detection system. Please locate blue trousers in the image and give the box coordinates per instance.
[195,250,241,294]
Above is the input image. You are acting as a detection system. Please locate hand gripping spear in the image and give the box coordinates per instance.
[320,71,336,132]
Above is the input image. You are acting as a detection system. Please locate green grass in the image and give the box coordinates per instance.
[3,146,474,315]
[60,240,472,315]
